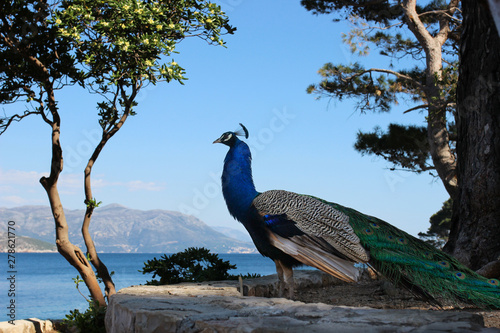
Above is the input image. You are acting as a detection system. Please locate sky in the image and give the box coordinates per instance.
[0,0,450,238]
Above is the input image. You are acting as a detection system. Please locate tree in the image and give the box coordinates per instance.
[140,247,261,285]
[303,0,500,276]
[443,0,500,276]
[1,0,233,306]
[141,247,237,285]
[301,0,460,198]
[418,198,452,249]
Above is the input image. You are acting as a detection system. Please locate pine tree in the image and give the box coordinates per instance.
[302,0,460,198]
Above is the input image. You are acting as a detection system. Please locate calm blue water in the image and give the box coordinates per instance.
[0,253,277,321]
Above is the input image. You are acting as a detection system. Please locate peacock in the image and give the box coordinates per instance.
[214,124,500,308]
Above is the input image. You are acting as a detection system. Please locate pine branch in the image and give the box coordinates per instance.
[348,67,424,91]
[417,9,462,24]
[403,104,429,114]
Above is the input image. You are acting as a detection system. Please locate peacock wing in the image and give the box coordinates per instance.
[252,210,360,282]
[252,190,370,264]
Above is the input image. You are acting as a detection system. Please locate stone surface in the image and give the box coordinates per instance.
[242,269,344,297]
[106,271,496,333]
[0,318,55,333]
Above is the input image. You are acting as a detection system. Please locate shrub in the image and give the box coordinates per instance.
[63,301,106,333]
[140,247,260,285]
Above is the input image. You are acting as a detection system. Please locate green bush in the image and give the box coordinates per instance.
[63,301,106,333]
[63,274,107,333]
[140,247,260,285]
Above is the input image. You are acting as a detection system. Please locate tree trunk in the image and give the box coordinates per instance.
[444,0,500,274]
[37,82,106,306]
[12,23,109,306]
[424,49,458,200]
[80,83,135,301]
[40,120,106,306]
[402,0,458,199]
[82,138,117,300]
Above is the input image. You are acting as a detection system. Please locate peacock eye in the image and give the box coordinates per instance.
[363,228,374,235]
[488,279,500,286]
[224,133,233,142]
[438,261,450,268]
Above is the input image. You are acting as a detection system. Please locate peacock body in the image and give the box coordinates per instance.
[214,125,500,308]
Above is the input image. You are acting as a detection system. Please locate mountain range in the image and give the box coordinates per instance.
[0,204,257,253]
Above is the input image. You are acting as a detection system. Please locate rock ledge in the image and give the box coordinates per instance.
[105,271,493,333]
[0,318,55,333]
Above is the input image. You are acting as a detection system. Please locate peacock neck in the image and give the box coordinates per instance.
[221,139,259,222]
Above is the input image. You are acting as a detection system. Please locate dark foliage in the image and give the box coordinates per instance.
[300,0,403,23]
[300,0,455,24]
[354,124,432,172]
[419,198,452,249]
[141,247,259,285]
[0,1,80,112]
[64,301,106,333]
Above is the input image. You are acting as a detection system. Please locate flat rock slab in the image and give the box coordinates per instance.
[241,269,345,297]
[106,279,496,332]
[0,318,55,333]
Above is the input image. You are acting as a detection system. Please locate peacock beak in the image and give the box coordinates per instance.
[213,138,222,144]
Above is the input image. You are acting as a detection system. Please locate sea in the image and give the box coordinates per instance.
[0,253,279,322]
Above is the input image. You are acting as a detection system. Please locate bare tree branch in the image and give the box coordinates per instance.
[418,9,462,24]
[403,104,429,114]
[346,67,425,91]
[0,110,41,135]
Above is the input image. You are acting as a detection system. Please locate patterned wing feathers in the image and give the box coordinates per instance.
[267,231,361,282]
[253,190,369,263]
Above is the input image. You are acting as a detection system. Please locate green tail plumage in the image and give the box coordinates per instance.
[325,200,500,308]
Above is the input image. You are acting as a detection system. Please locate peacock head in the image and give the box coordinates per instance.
[213,123,249,147]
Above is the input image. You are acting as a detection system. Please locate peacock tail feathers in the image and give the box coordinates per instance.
[311,196,500,309]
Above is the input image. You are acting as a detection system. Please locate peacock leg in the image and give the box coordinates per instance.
[274,259,285,297]
[282,264,295,299]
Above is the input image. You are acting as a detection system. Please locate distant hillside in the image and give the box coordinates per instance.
[0,205,257,253]
[0,232,56,252]
[213,226,253,243]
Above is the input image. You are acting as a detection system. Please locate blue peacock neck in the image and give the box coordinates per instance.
[221,138,259,222]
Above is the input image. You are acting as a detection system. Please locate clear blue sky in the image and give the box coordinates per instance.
[0,0,449,237]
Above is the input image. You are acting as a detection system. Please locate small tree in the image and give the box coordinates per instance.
[140,247,261,285]
[1,0,233,306]
[141,247,237,285]
[418,198,452,249]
